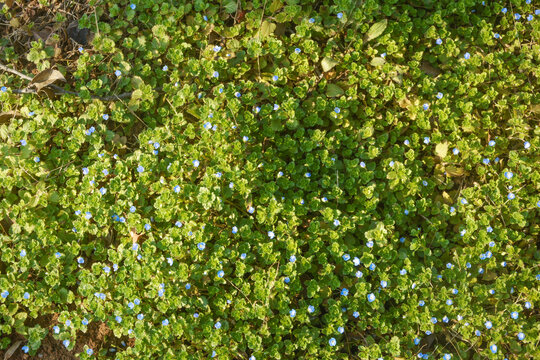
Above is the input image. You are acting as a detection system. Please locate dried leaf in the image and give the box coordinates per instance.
[364,19,387,42]
[445,165,465,177]
[420,61,442,77]
[4,340,22,360]
[9,17,20,28]
[30,68,66,92]
[0,111,22,124]
[321,57,338,72]
[130,227,141,244]
[530,104,540,113]
[67,20,91,45]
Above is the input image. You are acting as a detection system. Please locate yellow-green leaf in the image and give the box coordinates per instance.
[365,19,387,42]
[435,142,448,158]
[326,83,344,97]
[370,57,386,66]
[321,57,338,72]
[260,21,276,38]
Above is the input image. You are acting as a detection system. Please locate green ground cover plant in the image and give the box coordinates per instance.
[0,0,539,359]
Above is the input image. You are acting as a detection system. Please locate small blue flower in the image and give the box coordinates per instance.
[213,71,219,78]
[423,137,430,144]
[501,7,508,14]
[527,14,533,21]
[525,301,531,309]
[367,293,376,302]
[494,33,500,39]
[174,185,181,193]
[232,226,238,234]
[422,103,429,111]
[369,263,376,271]
[380,280,387,288]
[490,344,497,354]
[134,298,140,305]
[483,158,490,165]
[20,249,26,257]
[334,107,341,114]
[34,156,40,163]
[342,254,350,261]
[176,221,183,228]
[99,187,107,195]
[1,290,9,298]
[115,70,122,77]
[162,65,168,71]
[0,86,7,92]
[436,38,442,45]
[329,337,336,346]
[103,266,110,274]
[240,253,246,260]
[337,326,344,334]
[20,139,27,146]
[489,140,496,147]
[217,270,225,278]
[130,4,136,10]
[284,277,290,283]
[102,114,109,120]
[508,193,515,200]
[268,231,275,239]
[214,321,221,329]
[272,75,279,81]
[289,309,296,318]
[295,48,301,53]
[333,219,340,226]
[419,300,425,306]
[355,270,363,278]
[309,18,315,23]
[63,340,70,348]
[193,159,200,167]
[366,240,374,248]
[308,305,315,313]
[22,345,29,354]
[77,257,84,264]
[197,242,206,250]
[400,269,407,275]
[137,314,144,320]
[132,243,139,251]
[414,338,420,345]
[524,141,531,149]
[337,12,343,19]
[248,206,255,214]
[289,255,296,263]
[162,319,169,326]
[515,13,521,20]
[404,209,409,215]
[128,302,134,309]
[431,317,438,324]
[517,332,525,341]
[485,321,492,329]
[511,311,519,319]
[144,223,151,231]
[464,52,471,59]
[235,92,241,98]
[115,316,122,323]
[65,319,71,327]
[341,288,349,296]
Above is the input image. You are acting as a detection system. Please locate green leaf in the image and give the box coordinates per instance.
[326,83,344,97]
[370,57,386,66]
[260,21,276,38]
[321,57,338,72]
[365,19,387,42]
[224,0,238,14]
[435,141,448,158]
